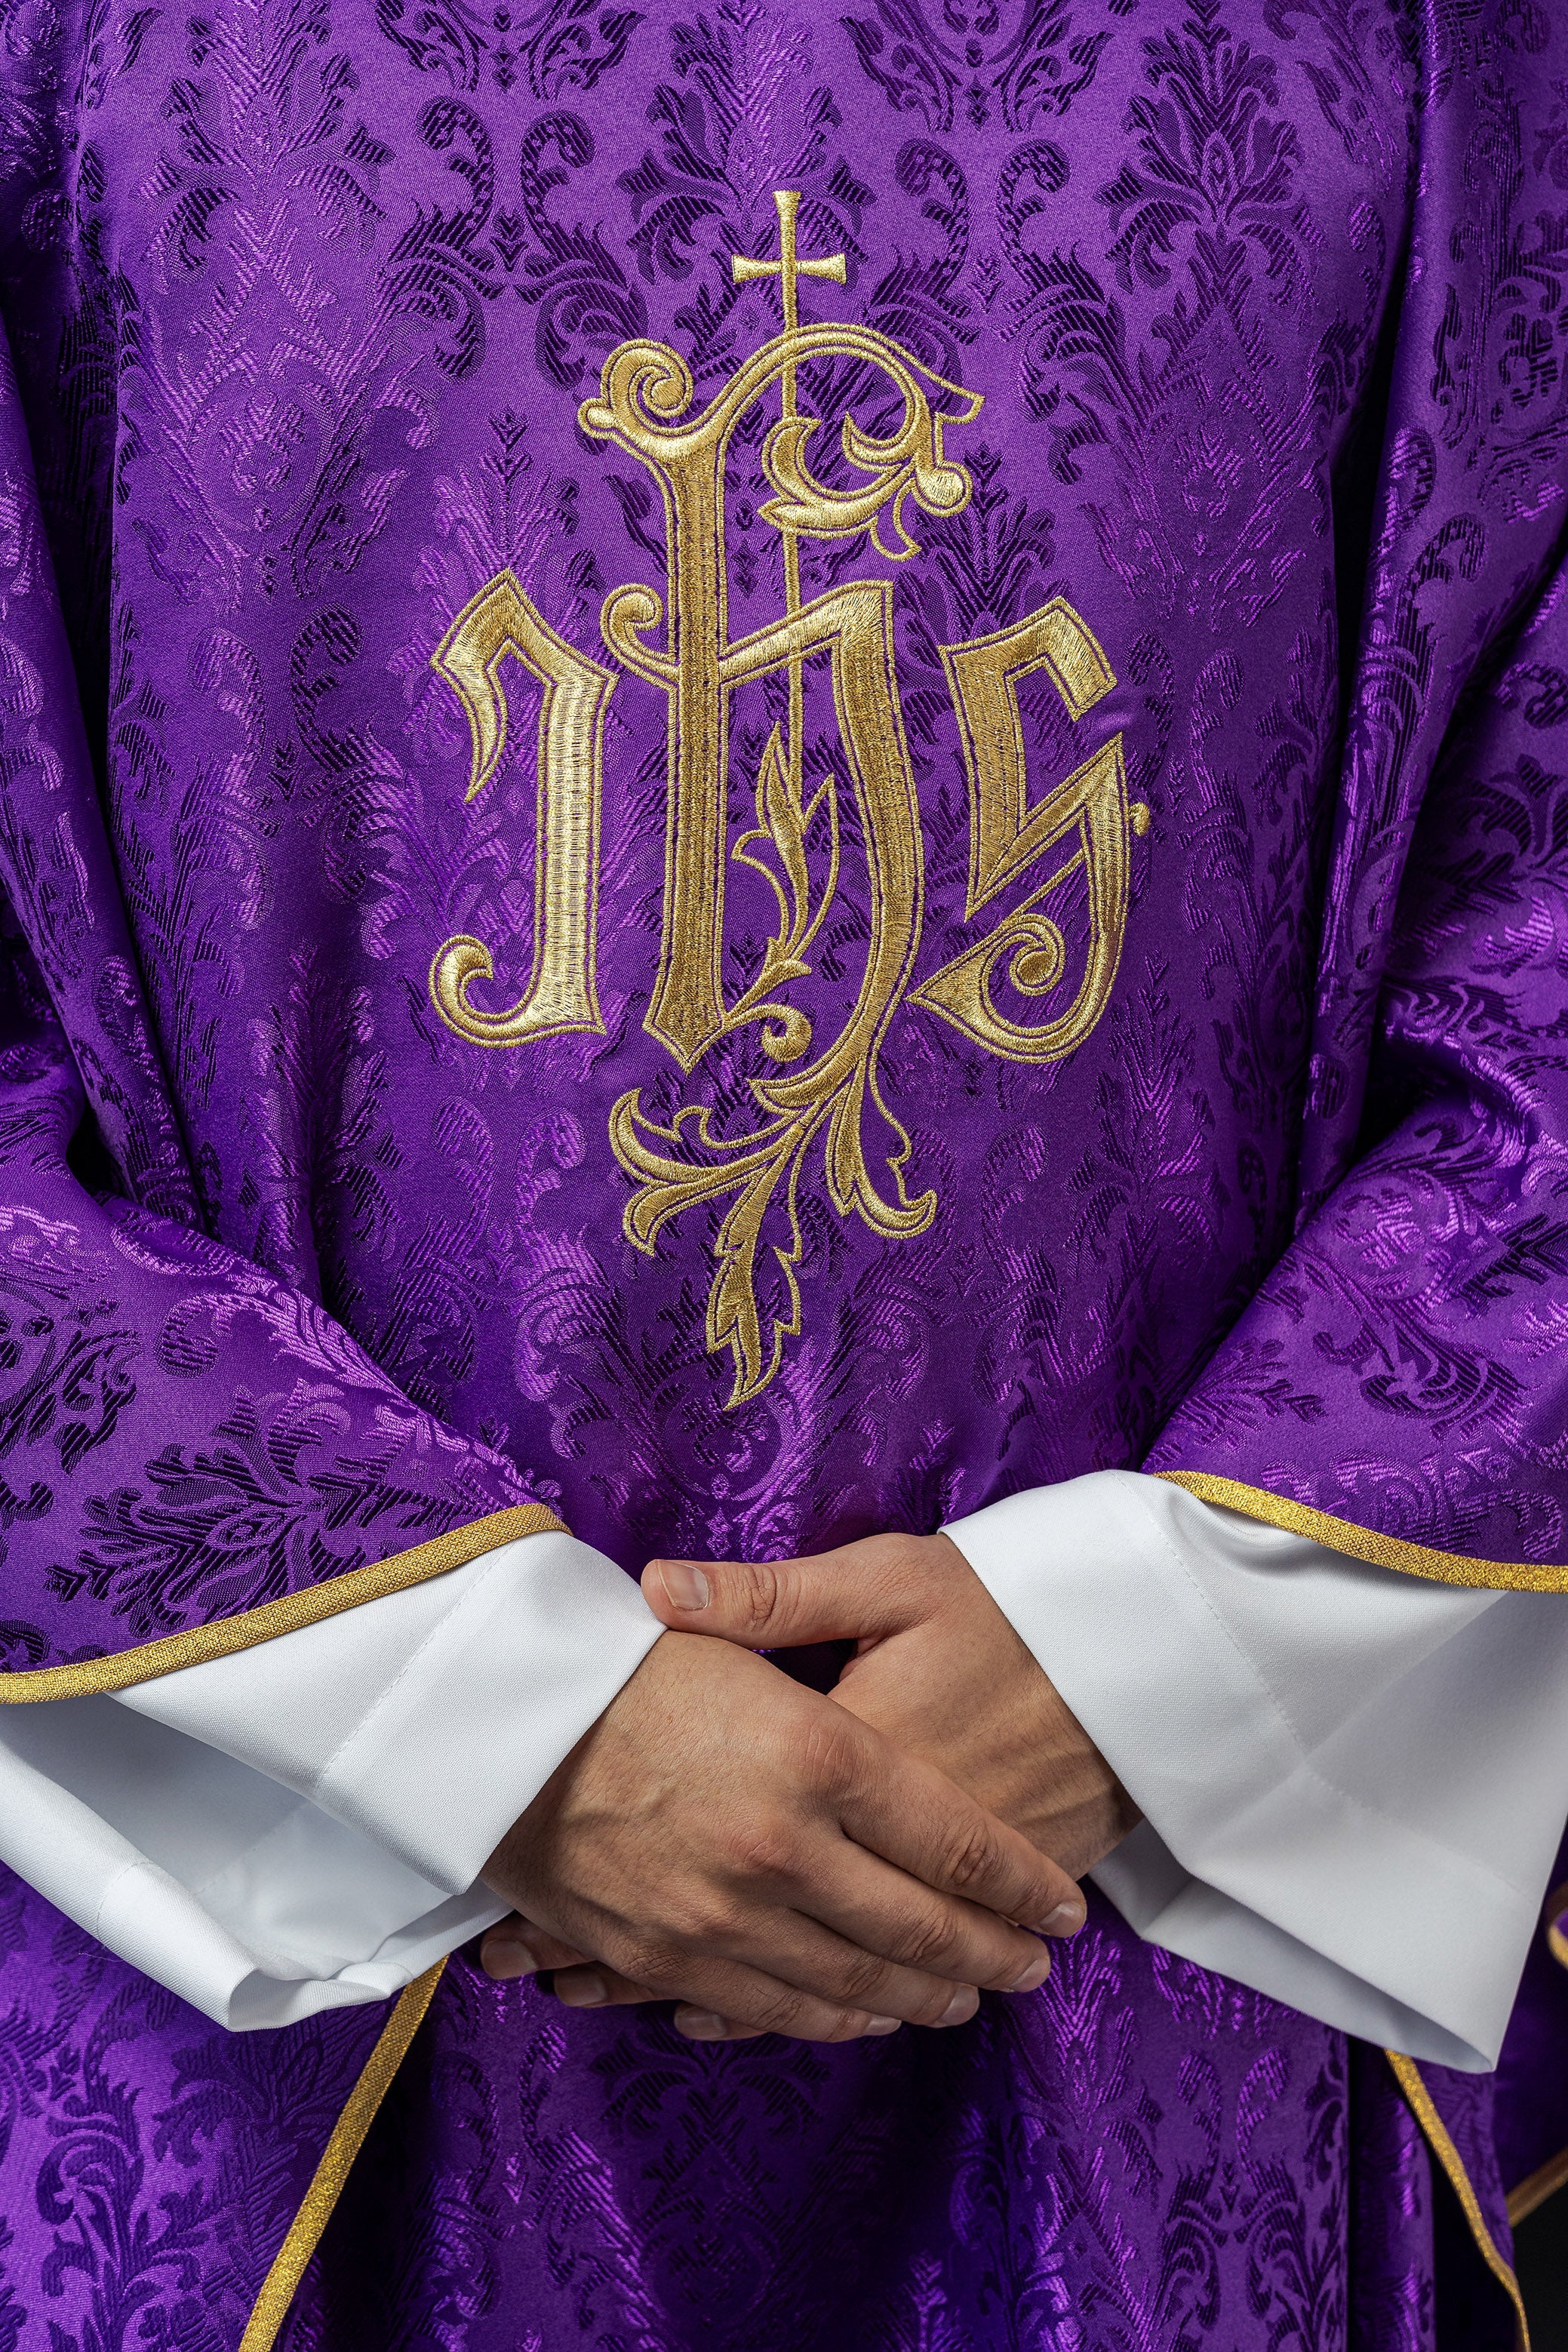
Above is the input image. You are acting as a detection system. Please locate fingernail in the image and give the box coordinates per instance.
[1008,1948,1052,1993]
[936,1987,978,2027]
[677,2009,728,2037]
[658,1560,710,1612]
[865,2015,901,2036]
[555,1970,608,2009]
[1042,1899,1087,1935]
[481,1938,539,1978]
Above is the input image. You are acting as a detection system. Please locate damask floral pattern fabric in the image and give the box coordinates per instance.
[0,0,1563,2337]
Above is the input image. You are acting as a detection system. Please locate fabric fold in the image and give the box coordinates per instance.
[947,1469,1568,2070]
[0,1531,663,2027]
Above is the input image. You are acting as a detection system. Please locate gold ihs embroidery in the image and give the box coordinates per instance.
[428,192,1147,1404]
[578,200,978,1400]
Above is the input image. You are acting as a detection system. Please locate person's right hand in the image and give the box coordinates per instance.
[482,1631,1085,2043]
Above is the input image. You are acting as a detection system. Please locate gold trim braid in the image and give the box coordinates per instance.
[239,1961,447,2352]
[1157,1474,1568,1592]
[0,1504,564,1702]
[1385,2052,1531,2352]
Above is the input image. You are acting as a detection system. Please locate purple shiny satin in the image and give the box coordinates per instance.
[1,0,1564,2335]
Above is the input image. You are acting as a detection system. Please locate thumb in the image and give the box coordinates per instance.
[641,1540,925,1649]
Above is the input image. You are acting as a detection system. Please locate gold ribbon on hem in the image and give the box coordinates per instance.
[0,1504,565,1702]
[239,1961,447,2352]
[1385,2052,1531,2352]
[1156,1473,1568,1593]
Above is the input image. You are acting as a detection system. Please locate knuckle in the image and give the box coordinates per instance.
[733,1557,784,1635]
[909,1979,965,2027]
[664,1896,734,1951]
[742,1985,807,2036]
[724,1824,800,1886]
[835,1947,896,2006]
[939,1817,1001,1897]
[894,1906,966,1975]
[798,1712,859,1802]
[822,2006,878,2043]
[614,1938,681,1990]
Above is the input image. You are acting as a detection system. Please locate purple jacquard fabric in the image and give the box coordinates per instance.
[4,1871,1517,2351]
[0,1871,394,2352]
[0,0,1563,2337]
[291,1917,1434,2352]
[0,337,549,1668]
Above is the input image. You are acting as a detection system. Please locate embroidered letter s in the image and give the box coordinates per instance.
[910,598,1148,1062]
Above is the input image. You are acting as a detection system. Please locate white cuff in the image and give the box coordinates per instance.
[945,1470,1568,2071]
[0,1531,663,2028]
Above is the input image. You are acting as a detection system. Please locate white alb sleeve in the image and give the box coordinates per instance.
[0,1529,663,2031]
[944,1469,1568,2073]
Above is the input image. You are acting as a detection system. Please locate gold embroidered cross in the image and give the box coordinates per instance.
[731,189,846,336]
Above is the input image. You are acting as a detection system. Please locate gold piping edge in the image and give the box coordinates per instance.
[1156,1473,1568,1593]
[238,1960,447,2352]
[1508,2143,1568,2230]
[1385,2051,1531,2352]
[0,1504,565,1702]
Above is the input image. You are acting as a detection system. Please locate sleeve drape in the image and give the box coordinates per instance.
[1145,0,1568,1576]
[949,1469,1568,2069]
[0,332,565,1693]
[1148,546,1568,1577]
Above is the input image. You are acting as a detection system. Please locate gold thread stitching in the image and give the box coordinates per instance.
[913,599,1136,1066]
[1385,2051,1531,2352]
[574,290,1142,1400]
[429,570,615,1047]
[606,579,938,1405]
[938,597,1118,915]
[238,1961,447,2352]
[1154,1473,1568,1592]
[580,297,980,1404]
[0,1505,564,1702]
[582,318,979,1075]
[428,192,1149,1405]
[731,190,845,1053]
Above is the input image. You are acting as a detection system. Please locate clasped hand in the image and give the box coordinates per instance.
[481,1533,1136,2044]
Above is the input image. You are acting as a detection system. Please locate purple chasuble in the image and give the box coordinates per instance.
[1,0,1566,2338]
